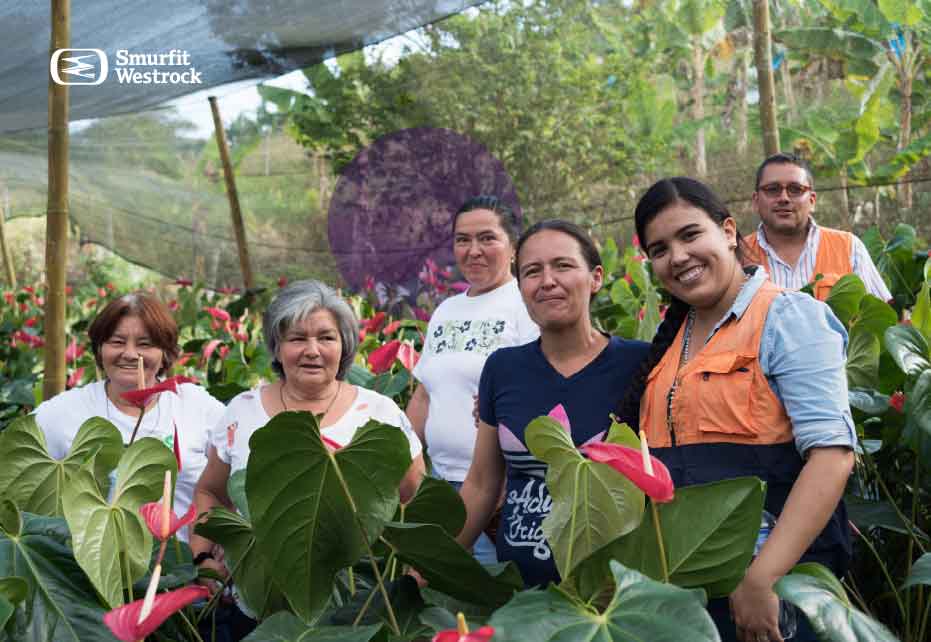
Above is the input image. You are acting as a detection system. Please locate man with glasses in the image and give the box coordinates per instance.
[745,152,891,302]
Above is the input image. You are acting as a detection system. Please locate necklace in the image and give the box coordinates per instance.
[664,308,696,446]
[280,380,342,423]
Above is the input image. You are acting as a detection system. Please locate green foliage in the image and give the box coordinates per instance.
[488,560,720,642]
[525,415,645,579]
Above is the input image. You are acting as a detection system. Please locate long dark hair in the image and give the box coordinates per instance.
[615,177,744,425]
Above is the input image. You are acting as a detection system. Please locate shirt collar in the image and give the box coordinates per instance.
[755,217,819,256]
[709,265,769,334]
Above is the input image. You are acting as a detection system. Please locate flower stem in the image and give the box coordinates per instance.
[120,551,134,603]
[651,501,670,583]
[348,567,356,596]
[177,607,206,642]
[852,522,907,623]
[128,406,146,445]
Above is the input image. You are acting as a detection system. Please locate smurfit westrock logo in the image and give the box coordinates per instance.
[50,49,108,85]
[51,49,202,86]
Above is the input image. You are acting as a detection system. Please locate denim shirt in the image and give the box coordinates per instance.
[698,266,856,455]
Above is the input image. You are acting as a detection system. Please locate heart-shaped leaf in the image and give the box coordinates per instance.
[848,388,890,416]
[228,468,250,520]
[195,506,287,619]
[0,508,118,641]
[242,611,381,642]
[851,295,897,338]
[247,412,412,622]
[775,563,898,641]
[525,416,645,578]
[0,576,28,630]
[395,476,466,537]
[0,415,123,516]
[884,325,930,380]
[903,369,931,467]
[489,560,719,641]
[381,521,523,607]
[62,437,176,607]
[575,477,763,599]
[902,552,931,590]
[847,327,881,390]
[826,274,867,327]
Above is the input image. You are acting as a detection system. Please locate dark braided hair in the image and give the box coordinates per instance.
[615,177,745,426]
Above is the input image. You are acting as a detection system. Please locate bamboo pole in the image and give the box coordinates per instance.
[44,0,70,400]
[208,96,254,290]
[0,184,16,288]
[753,0,780,156]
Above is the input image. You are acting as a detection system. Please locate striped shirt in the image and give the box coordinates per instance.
[753,220,892,301]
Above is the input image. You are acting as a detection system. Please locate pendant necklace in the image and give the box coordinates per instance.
[280,381,342,424]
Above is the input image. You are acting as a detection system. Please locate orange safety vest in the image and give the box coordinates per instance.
[640,280,792,448]
[744,227,853,302]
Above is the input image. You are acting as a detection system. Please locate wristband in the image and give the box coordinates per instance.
[193,551,215,566]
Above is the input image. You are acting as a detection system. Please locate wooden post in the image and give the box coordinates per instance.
[753,0,780,156]
[208,96,254,290]
[0,184,16,288]
[44,0,70,401]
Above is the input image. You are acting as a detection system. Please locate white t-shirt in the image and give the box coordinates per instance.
[412,278,538,482]
[211,384,422,474]
[33,381,224,539]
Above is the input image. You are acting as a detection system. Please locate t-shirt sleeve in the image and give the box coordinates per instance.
[478,351,498,428]
[395,408,423,459]
[183,384,226,449]
[761,293,856,455]
[370,393,423,459]
[411,313,438,384]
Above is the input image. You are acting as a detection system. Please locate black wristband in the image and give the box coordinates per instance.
[193,551,215,566]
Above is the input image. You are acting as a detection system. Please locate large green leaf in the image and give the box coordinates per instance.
[488,560,719,641]
[903,370,931,467]
[0,507,118,642]
[884,324,930,379]
[911,263,931,343]
[774,28,883,73]
[877,0,924,26]
[0,416,123,516]
[0,576,27,630]
[381,522,522,607]
[847,388,890,415]
[228,468,250,520]
[195,506,287,619]
[242,611,381,642]
[902,552,931,590]
[525,416,644,578]
[826,274,867,327]
[328,575,431,639]
[850,295,898,339]
[61,437,175,608]
[394,476,466,538]
[775,563,898,641]
[847,328,880,390]
[578,477,764,599]
[845,495,928,539]
[247,412,412,622]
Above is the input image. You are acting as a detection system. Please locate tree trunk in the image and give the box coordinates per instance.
[839,168,850,225]
[0,184,16,288]
[44,0,70,401]
[692,43,707,178]
[737,51,749,157]
[209,96,255,290]
[898,71,913,208]
[753,0,780,156]
[780,57,796,124]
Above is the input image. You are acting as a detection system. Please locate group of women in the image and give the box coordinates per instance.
[32,177,855,642]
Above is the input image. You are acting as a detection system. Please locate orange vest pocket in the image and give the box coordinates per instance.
[694,353,758,439]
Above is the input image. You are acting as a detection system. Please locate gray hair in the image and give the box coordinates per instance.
[263,280,359,381]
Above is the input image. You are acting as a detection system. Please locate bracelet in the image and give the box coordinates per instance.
[192,551,215,566]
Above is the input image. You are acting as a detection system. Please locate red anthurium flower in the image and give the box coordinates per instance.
[362,312,387,334]
[3,291,12,304]
[450,281,470,293]
[172,421,182,472]
[24,317,37,327]
[204,307,231,322]
[889,391,905,413]
[103,585,209,642]
[67,367,85,389]
[581,441,675,503]
[120,375,197,409]
[218,345,230,360]
[413,307,430,322]
[65,337,85,362]
[397,342,420,371]
[631,234,640,248]
[364,275,375,292]
[202,339,222,364]
[369,340,401,374]
[217,286,239,295]
[175,278,193,287]
[383,320,402,336]
[433,613,495,642]
[278,275,288,288]
[23,286,34,294]
[140,501,196,541]
[322,435,343,452]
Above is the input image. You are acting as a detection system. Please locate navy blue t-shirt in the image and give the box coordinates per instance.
[478,335,651,587]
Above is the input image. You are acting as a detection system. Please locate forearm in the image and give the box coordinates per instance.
[405,384,429,447]
[456,456,505,550]
[749,446,854,584]
[400,454,426,504]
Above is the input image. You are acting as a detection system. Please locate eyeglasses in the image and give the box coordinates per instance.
[758,182,812,199]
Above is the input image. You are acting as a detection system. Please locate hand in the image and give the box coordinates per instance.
[406,567,428,589]
[729,570,784,642]
[195,556,229,597]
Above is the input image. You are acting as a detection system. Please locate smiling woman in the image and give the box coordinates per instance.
[191,279,425,638]
[32,292,225,538]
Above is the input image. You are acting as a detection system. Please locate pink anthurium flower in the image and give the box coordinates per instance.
[322,435,343,452]
[548,404,570,432]
[140,501,196,541]
[120,376,198,409]
[368,340,401,374]
[204,306,231,322]
[67,366,86,389]
[65,337,85,362]
[383,320,402,336]
[581,441,675,503]
[397,342,420,371]
[433,613,495,642]
[103,585,209,642]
